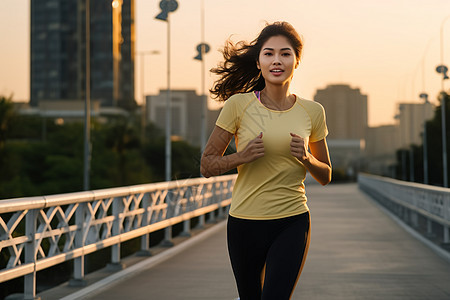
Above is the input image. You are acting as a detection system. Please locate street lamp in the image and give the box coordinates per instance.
[137,50,160,142]
[436,15,450,187]
[193,0,210,170]
[155,0,178,247]
[155,0,178,183]
[84,0,91,191]
[420,93,429,184]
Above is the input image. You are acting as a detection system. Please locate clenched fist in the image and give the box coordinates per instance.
[241,132,265,163]
[290,132,308,162]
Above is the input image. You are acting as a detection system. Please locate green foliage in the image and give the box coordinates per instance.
[0,99,201,199]
[142,136,201,182]
[0,98,203,299]
[394,92,450,187]
[0,95,15,148]
[172,140,201,180]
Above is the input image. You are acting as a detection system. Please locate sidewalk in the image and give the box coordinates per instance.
[42,184,450,300]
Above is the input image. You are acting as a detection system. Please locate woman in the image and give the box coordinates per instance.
[201,22,331,300]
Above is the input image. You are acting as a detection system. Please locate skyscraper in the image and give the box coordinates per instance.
[396,102,434,147]
[147,89,220,147]
[30,0,135,108]
[314,84,368,140]
[314,84,368,175]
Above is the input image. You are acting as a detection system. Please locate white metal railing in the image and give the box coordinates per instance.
[0,174,237,299]
[358,173,450,244]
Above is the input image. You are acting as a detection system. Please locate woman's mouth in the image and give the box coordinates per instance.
[270,69,284,76]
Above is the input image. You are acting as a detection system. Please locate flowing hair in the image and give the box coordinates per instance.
[210,21,303,101]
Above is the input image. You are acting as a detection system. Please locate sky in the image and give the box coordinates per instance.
[1,0,450,126]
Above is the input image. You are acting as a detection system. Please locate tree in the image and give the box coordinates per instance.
[394,92,450,187]
[0,95,15,148]
[423,93,450,186]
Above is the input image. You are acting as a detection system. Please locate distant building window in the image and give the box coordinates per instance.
[48,23,60,30]
[46,1,58,8]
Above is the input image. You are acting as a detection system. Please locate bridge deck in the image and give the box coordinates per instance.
[44,184,450,300]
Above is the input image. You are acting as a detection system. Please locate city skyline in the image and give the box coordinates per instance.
[1,0,450,126]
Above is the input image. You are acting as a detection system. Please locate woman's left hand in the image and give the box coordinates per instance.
[290,133,308,163]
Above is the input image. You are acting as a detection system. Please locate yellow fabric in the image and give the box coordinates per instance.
[216,92,328,220]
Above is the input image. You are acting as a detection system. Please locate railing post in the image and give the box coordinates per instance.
[444,225,449,244]
[161,190,174,247]
[180,219,191,237]
[404,208,410,223]
[108,197,125,270]
[197,214,205,229]
[138,194,152,256]
[24,209,40,300]
[427,218,433,237]
[411,211,419,228]
[207,183,217,224]
[207,211,216,223]
[197,185,206,229]
[180,187,192,237]
[218,182,225,219]
[70,203,87,286]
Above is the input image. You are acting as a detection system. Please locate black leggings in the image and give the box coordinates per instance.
[227,212,310,300]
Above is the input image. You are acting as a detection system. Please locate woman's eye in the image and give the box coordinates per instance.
[264,52,272,56]
[282,53,291,56]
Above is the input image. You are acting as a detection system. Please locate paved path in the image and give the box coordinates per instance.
[62,184,450,300]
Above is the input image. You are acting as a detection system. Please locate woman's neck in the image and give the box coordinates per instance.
[263,81,291,100]
[261,83,293,111]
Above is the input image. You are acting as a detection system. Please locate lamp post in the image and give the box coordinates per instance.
[193,0,210,168]
[83,0,91,191]
[155,0,178,183]
[420,93,429,184]
[155,0,178,247]
[436,15,450,187]
[395,109,408,181]
[137,50,160,142]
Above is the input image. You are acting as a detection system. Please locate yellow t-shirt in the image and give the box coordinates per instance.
[216,92,328,220]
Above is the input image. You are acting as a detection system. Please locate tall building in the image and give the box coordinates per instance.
[30,0,135,108]
[365,125,400,176]
[313,84,368,175]
[314,84,368,139]
[147,90,220,147]
[396,102,434,148]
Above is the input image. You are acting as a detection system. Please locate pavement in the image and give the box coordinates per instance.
[38,183,450,300]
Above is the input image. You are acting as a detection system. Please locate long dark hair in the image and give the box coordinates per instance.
[210,21,303,101]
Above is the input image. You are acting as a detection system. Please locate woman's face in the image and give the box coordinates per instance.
[257,35,298,86]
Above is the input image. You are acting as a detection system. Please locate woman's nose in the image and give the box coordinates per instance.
[272,54,281,64]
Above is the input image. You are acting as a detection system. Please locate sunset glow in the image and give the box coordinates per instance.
[1,0,450,126]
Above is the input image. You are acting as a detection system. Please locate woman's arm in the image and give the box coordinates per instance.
[290,133,332,185]
[201,126,264,178]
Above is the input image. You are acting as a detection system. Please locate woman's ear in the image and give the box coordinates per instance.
[256,61,260,70]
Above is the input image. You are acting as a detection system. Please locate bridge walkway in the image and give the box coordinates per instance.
[43,184,450,300]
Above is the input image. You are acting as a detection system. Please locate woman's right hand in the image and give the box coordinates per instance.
[201,128,264,178]
[240,132,265,163]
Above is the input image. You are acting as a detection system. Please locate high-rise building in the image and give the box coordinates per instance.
[363,102,434,176]
[365,125,400,176]
[313,84,368,175]
[314,84,368,139]
[147,90,220,147]
[30,0,135,108]
[396,102,434,148]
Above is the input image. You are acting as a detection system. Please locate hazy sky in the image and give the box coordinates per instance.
[1,0,450,126]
